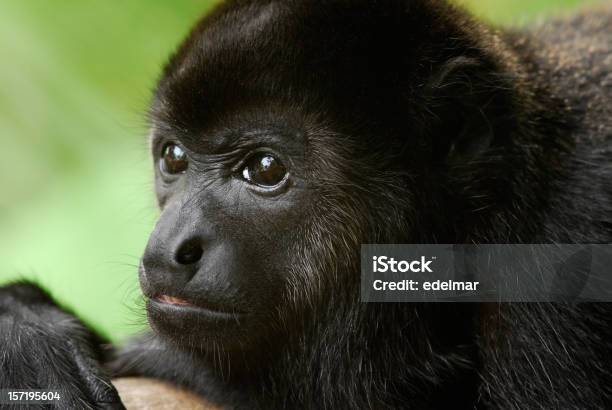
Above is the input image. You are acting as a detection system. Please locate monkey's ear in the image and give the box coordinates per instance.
[424,56,514,165]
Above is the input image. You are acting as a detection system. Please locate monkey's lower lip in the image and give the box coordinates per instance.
[156,294,192,306]
[149,296,245,319]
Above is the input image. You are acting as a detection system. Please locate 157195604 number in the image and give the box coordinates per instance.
[0,390,61,404]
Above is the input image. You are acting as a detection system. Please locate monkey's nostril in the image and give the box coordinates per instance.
[175,239,204,265]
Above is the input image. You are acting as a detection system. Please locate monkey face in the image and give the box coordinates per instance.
[135,4,383,352]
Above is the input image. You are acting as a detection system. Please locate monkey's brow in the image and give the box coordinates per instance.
[194,128,296,153]
[149,124,293,153]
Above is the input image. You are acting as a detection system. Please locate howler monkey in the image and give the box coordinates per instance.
[1,0,612,409]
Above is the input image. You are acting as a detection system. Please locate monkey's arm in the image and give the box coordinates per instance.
[0,282,125,409]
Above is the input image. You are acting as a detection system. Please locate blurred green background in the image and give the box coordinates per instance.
[0,0,595,342]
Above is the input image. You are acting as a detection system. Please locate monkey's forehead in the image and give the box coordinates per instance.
[180,2,441,71]
[158,2,455,93]
[150,0,476,138]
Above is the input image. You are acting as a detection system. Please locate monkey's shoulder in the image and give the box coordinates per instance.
[508,6,612,144]
[531,6,612,84]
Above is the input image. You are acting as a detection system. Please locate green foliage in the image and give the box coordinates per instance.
[0,0,217,340]
[0,0,592,341]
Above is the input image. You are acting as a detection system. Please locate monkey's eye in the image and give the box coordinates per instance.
[160,143,188,175]
[241,153,287,187]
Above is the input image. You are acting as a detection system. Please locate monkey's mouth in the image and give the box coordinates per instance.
[146,294,255,347]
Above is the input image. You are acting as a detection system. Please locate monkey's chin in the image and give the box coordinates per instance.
[145,298,255,349]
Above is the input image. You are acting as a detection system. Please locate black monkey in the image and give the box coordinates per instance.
[1,0,612,408]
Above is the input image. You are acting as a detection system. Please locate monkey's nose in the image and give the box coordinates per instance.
[174,238,204,265]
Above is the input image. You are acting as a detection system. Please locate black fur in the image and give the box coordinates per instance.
[0,282,122,409]
[1,1,611,409]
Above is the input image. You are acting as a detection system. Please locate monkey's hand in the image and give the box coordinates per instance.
[0,282,125,410]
